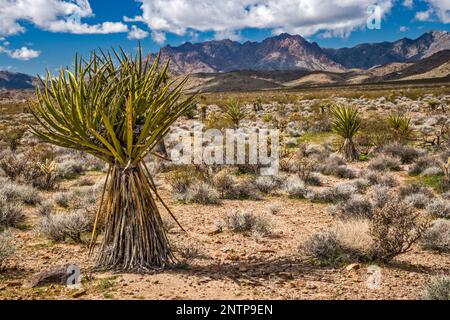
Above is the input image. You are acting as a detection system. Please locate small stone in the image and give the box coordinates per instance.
[71,289,87,298]
[345,263,361,271]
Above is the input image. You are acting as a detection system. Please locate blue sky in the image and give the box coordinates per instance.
[0,0,449,75]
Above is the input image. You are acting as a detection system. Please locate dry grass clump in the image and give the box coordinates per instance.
[409,155,441,176]
[300,219,373,265]
[425,199,450,218]
[318,155,356,179]
[226,210,272,236]
[368,155,402,171]
[420,219,450,252]
[36,210,93,243]
[380,143,420,164]
[183,182,221,205]
[0,197,25,228]
[0,231,15,271]
[362,170,398,187]
[423,276,450,300]
[329,195,373,219]
[284,176,309,198]
[254,175,283,194]
[0,182,41,205]
[307,183,356,203]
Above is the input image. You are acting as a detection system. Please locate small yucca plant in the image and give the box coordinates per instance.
[30,47,196,272]
[331,105,361,161]
[224,100,246,127]
[388,114,412,142]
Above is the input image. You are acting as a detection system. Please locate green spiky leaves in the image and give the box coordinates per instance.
[30,47,196,167]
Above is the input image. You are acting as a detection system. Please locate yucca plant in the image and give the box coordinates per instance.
[30,47,196,272]
[387,113,413,142]
[224,100,246,127]
[331,105,361,161]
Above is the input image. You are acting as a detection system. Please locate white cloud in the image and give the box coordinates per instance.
[0,0,128,37]
[151,31,166,44]
[132,0,394,40]
[399,26,409,32]
[403,0,413,9]
[0,46,40,60]
[127,25,149,40]
[426,0,450,23]
[415,9,434,21]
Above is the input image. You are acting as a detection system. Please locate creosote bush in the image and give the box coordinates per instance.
[370,200,429,262]
[423,276,450,300]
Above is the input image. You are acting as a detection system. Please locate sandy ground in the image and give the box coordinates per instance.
[1,172,449,300]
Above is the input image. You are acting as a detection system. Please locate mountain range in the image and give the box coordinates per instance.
[156,30,450,74]
[1,30,449,91]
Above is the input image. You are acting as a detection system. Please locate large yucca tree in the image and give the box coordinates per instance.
[331,105,361,161]
[30,47,196,272]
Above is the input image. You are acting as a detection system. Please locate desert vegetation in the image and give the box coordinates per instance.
[0,65,449,299]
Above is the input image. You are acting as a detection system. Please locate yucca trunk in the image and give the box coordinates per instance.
[93,162,174,272]
[340,138,359,162]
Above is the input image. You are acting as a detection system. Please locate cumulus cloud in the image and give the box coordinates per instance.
[427,0,450,23]
[127,25,149,40]
[130,0,394,41]
[399,26,409,32]
[0,0,128,37]
[415,9,434,21]
[402,0,414,9]
[0,46,40,60]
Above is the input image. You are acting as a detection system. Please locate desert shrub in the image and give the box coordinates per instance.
[370,200,429,262]
[421,166,443,177]
[36,210,93,243]
[36,200,55,217]
[284,176,309,198]
[56,159,85,179]
[53,189,98,210]
[305,172,322,186]
[166,167,197,195]
[184,182,221,204]
[254,175,283,194]
[409,156,441,176]
[212,169,235,197]
[0,231,15,270]
[308,183,356,203]
[362,170,398,187]
[268,203,283,215]
[300,220,373,265]
[399,183,434,199]
[426,199,450,218]
[423,276,450,300]
[76,177,95,186]
[351,178,371,193]
[331,195,373,219]
[380,143,420,164]
[227,180,262,200]
[370,185,393,209]
[0,151,26,180]
[226,211,272,236]
[420,219,450,252]
[318,155,356,178]
[0,197,25,228]
[403,193,431,209]
[0,182,41,205]
[368,155,401,171]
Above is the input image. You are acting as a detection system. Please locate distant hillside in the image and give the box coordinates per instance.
[0,71,36,89]
[324,30,450,69]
